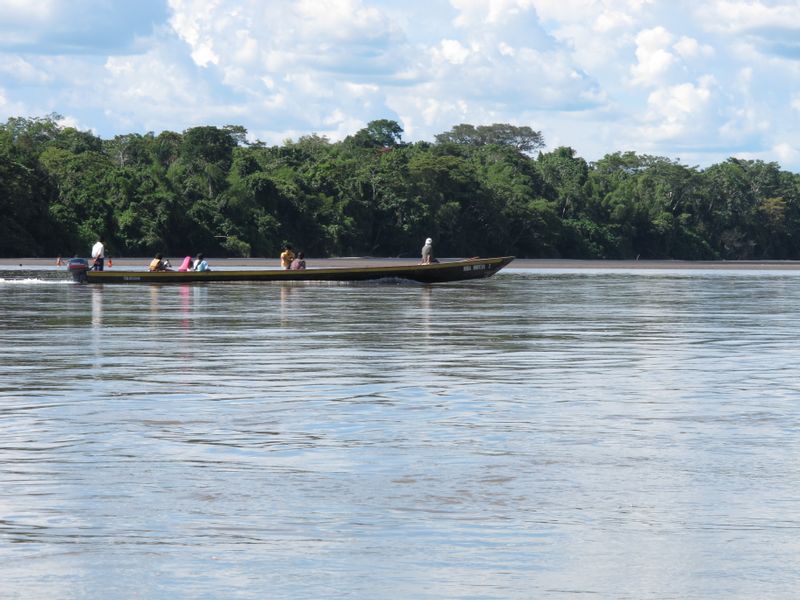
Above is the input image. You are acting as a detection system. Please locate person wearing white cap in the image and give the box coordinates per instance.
[421,237,434,264]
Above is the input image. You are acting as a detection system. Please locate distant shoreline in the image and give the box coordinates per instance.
[6,257,800,270]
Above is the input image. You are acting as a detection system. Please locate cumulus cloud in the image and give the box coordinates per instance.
[0,0,799,170]
[168,0,403,75]
[696,1,800,59]
[773,142,798,164]
[437,40,472,65]
[0,0,167,53]
[639,76,715,142]
[697,0,800,34]
[0,56,52,84]
[0,0,57,25]
[630,27,676,86]
[451,0,537,27]
[159,0,603,142]
[673,36,714,59]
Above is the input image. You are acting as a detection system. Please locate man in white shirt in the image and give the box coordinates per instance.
[91,236,105,271]
[421,237,433,264]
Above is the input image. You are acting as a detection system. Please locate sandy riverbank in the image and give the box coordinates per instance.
[6,256,800,270]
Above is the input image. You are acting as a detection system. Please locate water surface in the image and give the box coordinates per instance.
[1,268,799,598]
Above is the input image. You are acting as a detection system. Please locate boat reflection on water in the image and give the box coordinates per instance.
[280,284,294,326]
[419,285,432,341]
[90,286,103,367]
[180,284,191,328]
[91,285,102,328]
[149,286,160,323]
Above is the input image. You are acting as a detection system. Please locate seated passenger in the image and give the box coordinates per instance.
[290,252,306,270]
[178,256,193,272]
[193,253,210,272]
[149,253,171,272]
[280,244,295,269]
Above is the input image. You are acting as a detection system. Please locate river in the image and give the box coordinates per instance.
[1,267,799,598]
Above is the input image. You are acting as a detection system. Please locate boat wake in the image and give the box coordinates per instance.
[0,277,71,285]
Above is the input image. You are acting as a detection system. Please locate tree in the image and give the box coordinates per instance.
[536,147,588,219]
[435,123,545,154]
[344,119,404,149]
[0,130,56,255]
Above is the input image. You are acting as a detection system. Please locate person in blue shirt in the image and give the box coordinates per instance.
[194,253,210,272]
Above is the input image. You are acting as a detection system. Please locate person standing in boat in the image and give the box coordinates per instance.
[280,244,295,269]
[420,237,437,264]
[91,236,105,271]
[193,253,210,272]
[290,252,306,270]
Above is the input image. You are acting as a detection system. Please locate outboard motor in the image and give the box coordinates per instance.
[68,257,90,283]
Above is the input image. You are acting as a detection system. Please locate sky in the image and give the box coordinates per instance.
[1,0,800,170]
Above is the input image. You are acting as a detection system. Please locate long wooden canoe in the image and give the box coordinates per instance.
[70,256,515,284]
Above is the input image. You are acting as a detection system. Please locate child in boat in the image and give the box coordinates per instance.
[290,252,306,270]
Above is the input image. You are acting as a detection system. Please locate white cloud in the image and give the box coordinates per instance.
[1,0,800,170]
[0,0,56,22]
[719,105,770,145]
[631,26,676,86]
[673,36,713,59]
[294,0,387,37]
[437,39,471,64]
[0,1,167,53]
[530,0,651,24]
[639,76,715,141]
[773,142,798,164]
[344,82,380,97]
[697,0,800,34]
[594,10,634,33]
[0,56,51,84]
[101,45,218,132]
[498,42,515,56]
[695,1,800,60]
[450,0,537,27]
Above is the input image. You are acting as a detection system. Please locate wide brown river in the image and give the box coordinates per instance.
[1,266,799,598]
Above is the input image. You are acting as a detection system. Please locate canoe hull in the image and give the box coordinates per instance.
[78,256,515,284]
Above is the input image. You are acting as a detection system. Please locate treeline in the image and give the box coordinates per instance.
[2,114,800,260]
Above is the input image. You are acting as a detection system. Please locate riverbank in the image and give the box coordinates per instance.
[7,256,800,270]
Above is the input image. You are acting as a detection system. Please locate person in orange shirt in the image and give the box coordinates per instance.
[280,244,295,269]
[148,253,171,271]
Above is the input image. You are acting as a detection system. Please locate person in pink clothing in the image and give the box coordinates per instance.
[178,256,193,272]
[290,252,306,270]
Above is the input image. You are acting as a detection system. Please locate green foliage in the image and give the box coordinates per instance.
[435,123,545,154]
[344,119,404,150]
[3,114,800,260]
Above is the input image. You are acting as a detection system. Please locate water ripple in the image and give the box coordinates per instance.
[2,270,800,598]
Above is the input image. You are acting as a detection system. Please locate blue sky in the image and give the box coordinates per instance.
[1,0,799,170]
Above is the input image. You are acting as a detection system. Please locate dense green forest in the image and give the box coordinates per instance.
[2,114,799,260]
